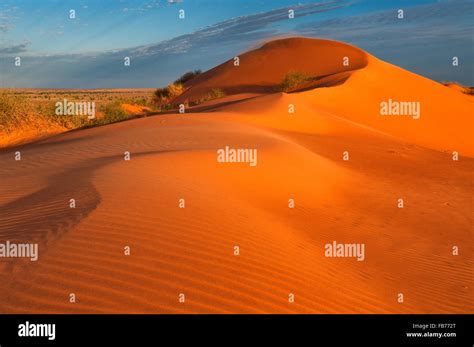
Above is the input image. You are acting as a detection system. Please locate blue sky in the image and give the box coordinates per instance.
[1,0,472,88]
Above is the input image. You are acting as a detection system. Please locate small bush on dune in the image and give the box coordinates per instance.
[280,71,312,92]
[167,83,184,98]
[154,87,170,105]
[441,82,474,96]
[153,83,184,107]
[193,88,226,106]
[209,88,226,99]
[174,70,202,85]
[153,70,203,110]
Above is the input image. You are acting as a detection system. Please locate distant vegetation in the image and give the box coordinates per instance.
[0,93,71,133]
[0,68,230,140]
[0,93,34,133]
[280,71,312,92]
[0,90,154,136]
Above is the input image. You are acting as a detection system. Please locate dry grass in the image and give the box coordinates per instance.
[441,82,473,95]
[0,89,157,133]
[187,88,227,107]
[280,71,312,92]
[153,83,185,108]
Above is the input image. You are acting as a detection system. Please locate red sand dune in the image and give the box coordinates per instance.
[175,37,368,103]
[0,38,472,313]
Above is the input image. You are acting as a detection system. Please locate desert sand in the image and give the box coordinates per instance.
[0,38,472,313]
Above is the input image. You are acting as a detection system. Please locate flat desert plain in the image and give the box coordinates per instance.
[0,38,472,313]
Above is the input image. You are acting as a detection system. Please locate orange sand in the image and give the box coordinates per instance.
[121,103,152,115]
[0,38,472,313]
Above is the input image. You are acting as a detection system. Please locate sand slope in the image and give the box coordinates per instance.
[205,38,473,157]
[0,38,472,313]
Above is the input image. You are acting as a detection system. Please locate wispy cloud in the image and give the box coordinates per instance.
[117,0,161,13]
[296,0,473,83]
[1,1,349,59]
[0,1,347,88]
[297,0,473,44]
[1,0,472,88]
[0,7,17,33]
[126,1,350,57]
[0,42,29,54]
